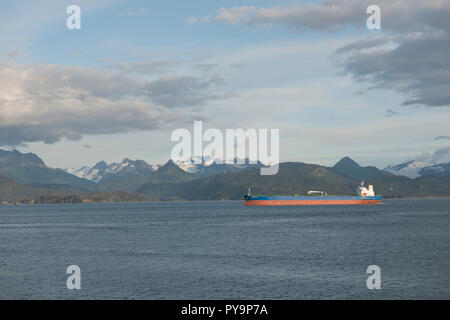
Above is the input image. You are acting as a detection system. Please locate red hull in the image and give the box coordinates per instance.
[244,199,381,206]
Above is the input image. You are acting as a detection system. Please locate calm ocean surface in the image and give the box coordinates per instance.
[1,199,449,299]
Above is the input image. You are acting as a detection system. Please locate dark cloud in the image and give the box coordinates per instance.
[205,0,450,107]
[435,136,450,140]
[0,62,225,146]
[354,89,368,95]
[336,32,450,107]
[144,75,225,108]
[105,59,178,75]
[384,109,398,117]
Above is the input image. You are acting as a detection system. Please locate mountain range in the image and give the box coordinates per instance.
[0,148,449,203]
[67,156,263,182]
[66,153,450,183]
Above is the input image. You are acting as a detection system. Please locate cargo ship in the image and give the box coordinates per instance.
[244,182,381,206]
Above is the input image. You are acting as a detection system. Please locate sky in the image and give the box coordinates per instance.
[0,0,449,169]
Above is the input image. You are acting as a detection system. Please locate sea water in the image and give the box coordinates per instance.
[0,199,449,299]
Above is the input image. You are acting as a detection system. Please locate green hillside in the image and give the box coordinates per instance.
[332,156,387,180]
[0,173,50,202]
[0,149,95,190]
[138,162,358,200]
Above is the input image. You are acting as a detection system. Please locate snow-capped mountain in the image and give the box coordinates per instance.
[67,158,159,183]
[419,162,450,177]
[66,155,263,183]
[66,165,93,180]
[384,160,450,178]
[383,160,433,178]
[175,156,214,173]
[175,156,263,176]
[384,147,450,178]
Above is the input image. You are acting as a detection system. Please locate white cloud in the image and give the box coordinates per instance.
[207,1,450,32]
[414,147,450,164]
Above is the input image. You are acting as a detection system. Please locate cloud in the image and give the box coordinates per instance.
[198,0,450,107]
[208,1,450,32]
[414,146,450,163]
[384,109,398,117]
[435,136,450,140]
[335,37,393,54]
[335,31,450,107]
[0,62,226,145]
[119,8,148,17]
[230,63,247,69]
[4,49,22,58]
[105,59,178,75]
[4,47,28,58]
[145,74,226,108]
[192,63,219,73]
[354,89,368,95]
[210,3,360,29]
[431,146,450,163]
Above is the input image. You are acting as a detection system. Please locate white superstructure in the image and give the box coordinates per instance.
[357,181,375,197]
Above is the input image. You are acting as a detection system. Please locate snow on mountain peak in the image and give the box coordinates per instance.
[383,147,450,178]
[384,160,433,178]
[66,158,158,183]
